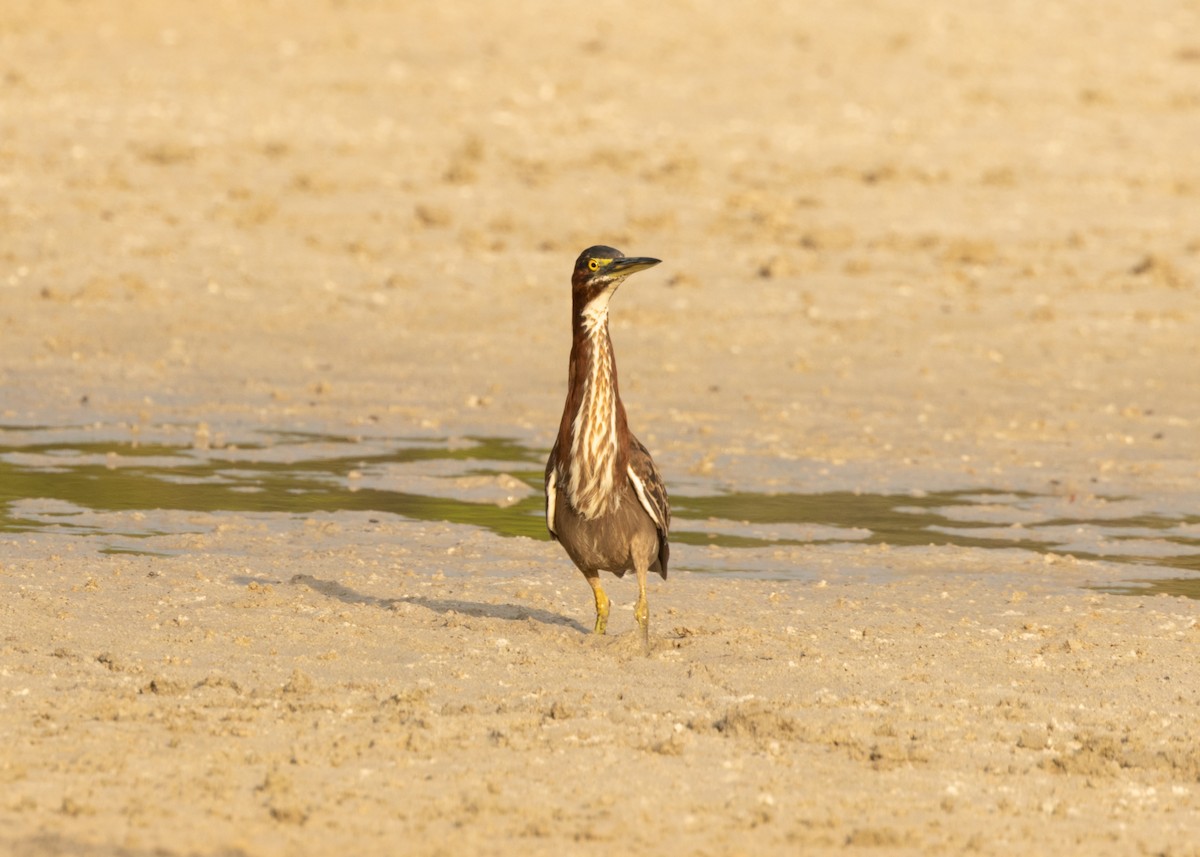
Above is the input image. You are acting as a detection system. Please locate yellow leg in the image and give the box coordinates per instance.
[586,574,610,635]
[633,563,650,648]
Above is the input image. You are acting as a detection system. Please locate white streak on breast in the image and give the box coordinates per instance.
[567,294,620,520]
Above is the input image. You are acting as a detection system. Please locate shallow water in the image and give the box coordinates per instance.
[2,425,1197,596]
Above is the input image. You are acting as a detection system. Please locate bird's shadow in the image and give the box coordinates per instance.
[285,573,590,634]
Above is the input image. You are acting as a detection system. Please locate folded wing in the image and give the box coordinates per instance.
[626,436,670,577]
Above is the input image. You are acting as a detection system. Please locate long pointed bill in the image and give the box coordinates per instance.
[605,257,661,277]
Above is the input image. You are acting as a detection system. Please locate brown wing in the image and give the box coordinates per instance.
[626,436,670,578]
[544,439,560,541]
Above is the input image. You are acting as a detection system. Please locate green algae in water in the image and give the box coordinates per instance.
[0,431,549,540]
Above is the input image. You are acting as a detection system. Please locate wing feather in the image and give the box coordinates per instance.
[626,436,670,577]
[544,441,559,539]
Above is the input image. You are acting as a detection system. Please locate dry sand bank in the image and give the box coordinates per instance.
[3,0,1200,854]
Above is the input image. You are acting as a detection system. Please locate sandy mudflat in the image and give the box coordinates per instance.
[2,1,1200,854]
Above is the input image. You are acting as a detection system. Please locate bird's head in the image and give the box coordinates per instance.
[571,246,661,312]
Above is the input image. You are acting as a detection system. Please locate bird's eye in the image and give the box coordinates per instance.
[587,259,600,272]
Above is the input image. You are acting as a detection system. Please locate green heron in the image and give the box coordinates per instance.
[544,246,671,643]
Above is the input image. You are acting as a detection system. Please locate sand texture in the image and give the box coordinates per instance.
[2,1,1200,854]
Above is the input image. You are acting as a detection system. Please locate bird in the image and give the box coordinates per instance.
[544,245,671,644]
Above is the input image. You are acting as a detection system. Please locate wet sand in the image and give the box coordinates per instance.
[3,1,1200,854]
